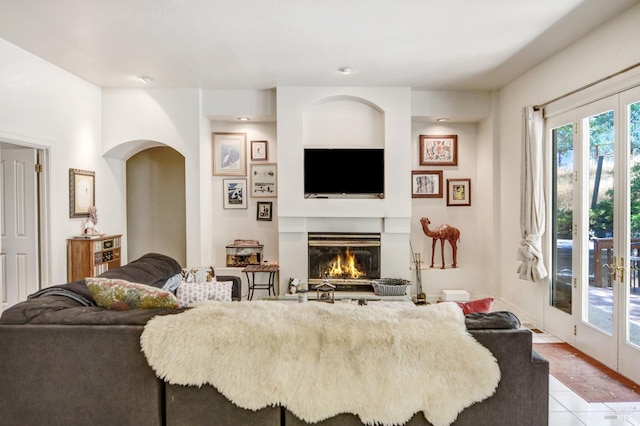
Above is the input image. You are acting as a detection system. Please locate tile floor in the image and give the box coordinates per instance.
[530,328,640,425]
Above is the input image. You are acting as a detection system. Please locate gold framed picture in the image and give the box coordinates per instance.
[69,168,95,218]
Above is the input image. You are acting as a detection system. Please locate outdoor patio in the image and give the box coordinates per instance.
[588,285,640,346]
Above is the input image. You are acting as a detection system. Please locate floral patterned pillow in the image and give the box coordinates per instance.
[176,281,233,306]
[86,277,181,311]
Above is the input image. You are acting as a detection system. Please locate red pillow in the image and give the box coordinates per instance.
[456,298,494,315]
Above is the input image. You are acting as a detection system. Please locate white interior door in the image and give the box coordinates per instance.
[1,146,39,309]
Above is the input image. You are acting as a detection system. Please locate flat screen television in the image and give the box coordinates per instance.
[304,148,384,198]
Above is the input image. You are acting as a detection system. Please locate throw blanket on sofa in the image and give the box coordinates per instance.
[141,301,500,426]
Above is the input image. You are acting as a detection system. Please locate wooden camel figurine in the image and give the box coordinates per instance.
[420,217,461,269]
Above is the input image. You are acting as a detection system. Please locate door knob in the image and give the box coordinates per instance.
[605,256,617,281]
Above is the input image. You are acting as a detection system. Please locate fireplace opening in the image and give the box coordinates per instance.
[308,233,380,291]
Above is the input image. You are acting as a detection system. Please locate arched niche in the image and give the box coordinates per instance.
[103,139,184,161]
[302,96,385,148]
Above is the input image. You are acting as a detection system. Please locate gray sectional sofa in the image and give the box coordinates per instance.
[0,253,548,426]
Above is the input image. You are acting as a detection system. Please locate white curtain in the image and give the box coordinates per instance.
[516,106,548,282]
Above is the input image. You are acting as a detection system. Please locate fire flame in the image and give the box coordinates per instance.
[326,248,365,279]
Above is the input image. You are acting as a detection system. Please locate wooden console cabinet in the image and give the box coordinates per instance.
[67,234,122,281]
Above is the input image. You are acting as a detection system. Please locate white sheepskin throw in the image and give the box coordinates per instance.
[140,301,500,426]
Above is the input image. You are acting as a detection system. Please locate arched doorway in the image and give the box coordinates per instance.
[126,146,186,265]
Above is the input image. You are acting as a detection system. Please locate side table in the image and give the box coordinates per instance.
[243,264,279,300]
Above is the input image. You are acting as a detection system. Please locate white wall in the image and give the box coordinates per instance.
[208,120,279,267]
[410,91,495,300]
[0,42,495,296]
[497,3,640,325]
[276,87,412,292]
[103,89,278,270]
[409,122,490,299]
[6,1,637,314]
[102,89,202,264]
[278,87,412,220]
[0,38,116,286]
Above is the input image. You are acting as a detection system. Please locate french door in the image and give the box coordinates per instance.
[546,86,640,384]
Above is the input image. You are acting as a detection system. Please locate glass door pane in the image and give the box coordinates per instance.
[627,99,640,348]
[552,123,574,314]
[586,109,615,334]
[619,88,640,385]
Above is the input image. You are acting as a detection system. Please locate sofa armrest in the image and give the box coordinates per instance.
[460,329,549,426]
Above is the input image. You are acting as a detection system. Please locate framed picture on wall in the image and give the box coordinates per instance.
[69,168,95,218]
[411,170,443,198]
[250,163,277,197]
[256,201,273,221]
[419,134,458,166]
[251,140,268,161]
[447,178,471,206]
[223,179,248,209]
[212,132,247,176]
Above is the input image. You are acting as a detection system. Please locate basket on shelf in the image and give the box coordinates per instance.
[371,278,412,296]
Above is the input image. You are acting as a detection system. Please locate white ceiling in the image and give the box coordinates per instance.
[0,0,637,91]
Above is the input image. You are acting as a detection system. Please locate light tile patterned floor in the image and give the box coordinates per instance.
[530,329,640,425]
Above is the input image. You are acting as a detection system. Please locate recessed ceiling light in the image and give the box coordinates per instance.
[238,117,250,121]
[337,66,353,75]
[436,117,450,122]
[136,75,153,84]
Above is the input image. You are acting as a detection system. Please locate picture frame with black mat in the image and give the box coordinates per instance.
[256,201,272,221]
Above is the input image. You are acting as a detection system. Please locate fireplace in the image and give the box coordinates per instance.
[308,233,381,290]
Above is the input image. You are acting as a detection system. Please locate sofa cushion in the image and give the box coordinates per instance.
[176,281,233,306]
[465,311,521,330]
[86,277,181,311]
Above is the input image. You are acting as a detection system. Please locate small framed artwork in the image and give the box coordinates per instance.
[419,134,458,166]
[251,140,268,161]
[213,132,247,176]
[250,163,277,197]
[223,179,248,209]
[256,201,273,221]
[411,170,443,198]
[69,168,95,218]
[447,178,471,206]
